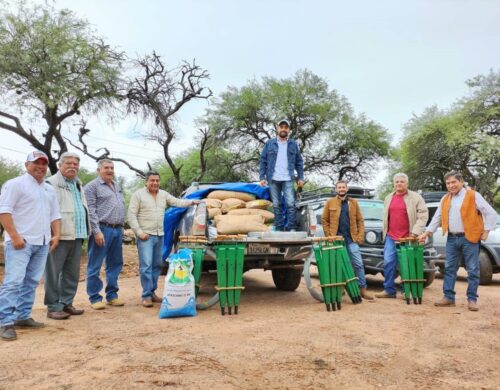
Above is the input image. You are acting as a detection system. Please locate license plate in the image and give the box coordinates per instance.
[247,243,272,255]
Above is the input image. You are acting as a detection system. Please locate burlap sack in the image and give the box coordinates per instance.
[207,190,256,202]
[214,214,267,234]
[208,207,222,219]
[246,199,273,210]
[227,208,275,223]
[221,198,246,214]
[203,198,222,209]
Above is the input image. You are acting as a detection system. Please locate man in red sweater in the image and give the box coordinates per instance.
[375,173,428,298]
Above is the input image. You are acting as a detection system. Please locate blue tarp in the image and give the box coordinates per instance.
[163,183,270,259]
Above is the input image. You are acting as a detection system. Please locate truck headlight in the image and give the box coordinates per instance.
[365,231,377,244]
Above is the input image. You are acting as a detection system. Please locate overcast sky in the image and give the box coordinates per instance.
[2,0,499,184]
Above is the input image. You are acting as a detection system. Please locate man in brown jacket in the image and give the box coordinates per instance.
[322,181,374,300]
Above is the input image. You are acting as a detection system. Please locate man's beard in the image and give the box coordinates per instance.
[279,131,288,138]
[337,191,347,196]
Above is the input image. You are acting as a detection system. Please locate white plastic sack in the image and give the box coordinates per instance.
[159,248,197,318]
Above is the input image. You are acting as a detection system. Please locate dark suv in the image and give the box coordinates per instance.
[296,187,438,287]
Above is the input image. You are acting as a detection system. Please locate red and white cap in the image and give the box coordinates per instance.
[26,150,49,163]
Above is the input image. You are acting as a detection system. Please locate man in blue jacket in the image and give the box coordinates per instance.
[259,119,304,231]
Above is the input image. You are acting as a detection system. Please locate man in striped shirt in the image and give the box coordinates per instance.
[45,152,90,320]
[84,160,126,310]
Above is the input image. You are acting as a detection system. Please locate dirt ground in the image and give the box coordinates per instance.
[0,245,499,390]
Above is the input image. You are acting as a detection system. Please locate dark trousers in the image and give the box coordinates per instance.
[44,239,83,312]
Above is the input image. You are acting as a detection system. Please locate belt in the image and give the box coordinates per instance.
[448,232,465,237]
[100,222,123,229]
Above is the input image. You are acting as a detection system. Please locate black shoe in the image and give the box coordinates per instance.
[47,311,71,320]
[1,325,17,341]
[14,318,45,328]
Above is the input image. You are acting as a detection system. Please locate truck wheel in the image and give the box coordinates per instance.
[272,268,302,291]
[479,250,493,285]
[423,271,435,288]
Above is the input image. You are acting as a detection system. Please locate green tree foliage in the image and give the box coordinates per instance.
[203,69,391,182]
[388,70,500,207]
[0,157,23,187]
[0,1,124,174]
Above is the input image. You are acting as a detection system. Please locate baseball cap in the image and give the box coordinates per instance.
[26,150,49,163]
[277,119,290,127]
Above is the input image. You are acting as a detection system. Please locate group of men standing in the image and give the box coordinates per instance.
[0,151,194,341]
[0,118,497,342]
[259,120,497,311]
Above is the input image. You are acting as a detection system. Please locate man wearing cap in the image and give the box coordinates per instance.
[0,151,61,341]
[84,159,126,310]
[259,119,304,231]
[44,152,90,320]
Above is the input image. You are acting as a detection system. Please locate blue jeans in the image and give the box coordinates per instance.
[269,180,296,231]
[443,236,480,302]
[346,242,367,288]
[382,236,399,295]
[86,225,123,304]
[0,242,49,326]
[137,235,164,299]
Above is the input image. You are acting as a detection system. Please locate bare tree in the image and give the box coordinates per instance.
[126,52,213,190]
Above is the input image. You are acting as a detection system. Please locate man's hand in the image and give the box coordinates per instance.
[297,180,304,188]
[94,232,105,247]
[138,232,149,241]
[260,180,267,187]
[418,231,431,243]
[481,230,489,241]
[49,236,60,252]
[11,234,26,250]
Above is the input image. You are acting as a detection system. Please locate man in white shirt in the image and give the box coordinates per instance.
[127,171,197,307]
[419,171,497,311]
[0,151,61,341]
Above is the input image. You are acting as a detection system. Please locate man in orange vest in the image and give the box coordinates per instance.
[419,171,497,311]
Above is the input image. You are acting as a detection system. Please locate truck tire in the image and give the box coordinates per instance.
[423,271,435,288]
[479,250,493,285]
[272,268,302,291]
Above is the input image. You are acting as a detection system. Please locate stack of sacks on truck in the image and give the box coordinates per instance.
[202,190,274,234]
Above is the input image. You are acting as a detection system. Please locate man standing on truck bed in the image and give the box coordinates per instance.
[322,181,374,300]
[419,171,497,311]
[259,119,304,231]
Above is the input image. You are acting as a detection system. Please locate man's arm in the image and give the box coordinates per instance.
[475,192,498,240]
[0,213,25,249]
[84,181,105,246]
[355,201,365,243]
[0,181,25,249]
[165,191,195,208]
[127,192,144,237]
[295,143,304,182]
[419,200,442,241]
[259,142,268,184]
[49,219,61,252]
[411,194,429,236]
[321,200,331,237]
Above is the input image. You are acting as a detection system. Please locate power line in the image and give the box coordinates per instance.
[0,146,26,155]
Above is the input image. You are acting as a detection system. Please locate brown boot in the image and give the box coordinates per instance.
[468,301,479,311]
[434,297,455,307]
[360,288,374,301]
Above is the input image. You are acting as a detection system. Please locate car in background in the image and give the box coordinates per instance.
[296,187,438,287]
[425,194,500,285]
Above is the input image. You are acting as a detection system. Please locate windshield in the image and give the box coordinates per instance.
[359,201,383,221]
[312,200,383,224]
